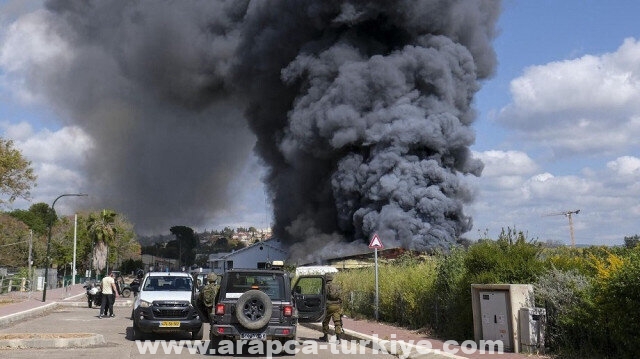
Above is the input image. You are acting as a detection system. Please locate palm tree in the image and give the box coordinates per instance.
[87,209,117,273]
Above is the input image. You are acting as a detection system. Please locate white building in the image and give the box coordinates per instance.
[208,237,288,274]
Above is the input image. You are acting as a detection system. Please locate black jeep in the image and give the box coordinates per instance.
[209,264,327,350]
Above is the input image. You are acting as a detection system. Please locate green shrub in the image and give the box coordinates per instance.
[432,248,468,338]
[596,248,640,358]
[534,268,596,357]
[335,232,640,357]
[376,258,437,328]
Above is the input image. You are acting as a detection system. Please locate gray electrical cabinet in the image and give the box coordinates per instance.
[519,307,546,354]
[471,284,534,353]
[479,291,512,349]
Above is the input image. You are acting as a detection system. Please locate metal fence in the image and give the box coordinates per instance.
[344,290,376,318]
[0,277,34,301]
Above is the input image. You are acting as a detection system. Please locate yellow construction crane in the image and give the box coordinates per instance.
[543,210,580,247]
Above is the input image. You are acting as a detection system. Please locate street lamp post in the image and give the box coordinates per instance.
[42,193,88,302]
[72,214,78,285]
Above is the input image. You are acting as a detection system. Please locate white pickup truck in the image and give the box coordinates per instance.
[131,271,203,340]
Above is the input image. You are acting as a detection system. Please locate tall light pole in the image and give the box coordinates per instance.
[42,193,88,302]
[72,213,78,285]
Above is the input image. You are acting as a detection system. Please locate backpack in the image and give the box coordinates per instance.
[202,283,219,308]
[327,281,342,301]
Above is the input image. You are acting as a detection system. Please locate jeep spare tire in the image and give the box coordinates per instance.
[235,290,272,330]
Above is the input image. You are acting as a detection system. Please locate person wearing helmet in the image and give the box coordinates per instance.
[196,272,219,321]
[320,273,344,342]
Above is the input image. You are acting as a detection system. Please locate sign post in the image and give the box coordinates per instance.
[369,233,384,321]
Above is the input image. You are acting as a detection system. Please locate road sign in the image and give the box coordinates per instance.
[369,233,384,249]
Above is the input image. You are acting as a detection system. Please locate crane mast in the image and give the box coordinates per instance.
[543,210,580,247]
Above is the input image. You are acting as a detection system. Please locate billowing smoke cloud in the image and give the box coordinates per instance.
[230,1,500,259]
[18,1,499,258]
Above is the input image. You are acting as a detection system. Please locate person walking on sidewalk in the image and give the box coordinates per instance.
[99,271,118,318]
[320,273,344,342]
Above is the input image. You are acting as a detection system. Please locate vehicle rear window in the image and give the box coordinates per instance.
[224,272,285,300]
[142,276,192,291]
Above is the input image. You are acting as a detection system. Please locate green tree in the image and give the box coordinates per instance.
[111,214,140,270]
[0,138,36,205]
[0,213,32,268]
[9,202,53,235]
[623,234,640,249]
[87,209,117,273]
[169,226,197,267]
[120,259,144,275]
[221,226,234,238]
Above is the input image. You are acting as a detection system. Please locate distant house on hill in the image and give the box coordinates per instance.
[208,237,288,274]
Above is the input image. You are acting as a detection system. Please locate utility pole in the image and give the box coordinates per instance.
[543,210,581,247]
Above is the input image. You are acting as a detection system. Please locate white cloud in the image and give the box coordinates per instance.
[0,9,73,104]
[497,37,640,156]
[607,156,640,176]
[474,150,538,177]
[1,120,33,139]
[468,150,640,244]
[1,121,93,213]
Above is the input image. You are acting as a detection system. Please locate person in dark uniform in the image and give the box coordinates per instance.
[320,273,343,342]
[196,272,219,320]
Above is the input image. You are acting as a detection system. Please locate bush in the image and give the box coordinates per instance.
[337,255,437,328]
[376,257,437,328]
[432,248,469,339]
[596,248,640,358]
[534,268,594,357]
[336,232,640,357]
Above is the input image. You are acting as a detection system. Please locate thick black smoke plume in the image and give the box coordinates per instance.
[32,0,500,259]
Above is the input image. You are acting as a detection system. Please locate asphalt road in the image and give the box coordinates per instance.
[0,303,396,358]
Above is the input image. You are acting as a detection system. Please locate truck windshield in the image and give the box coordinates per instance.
[142,276,193,291]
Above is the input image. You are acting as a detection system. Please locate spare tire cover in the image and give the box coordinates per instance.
[235,290,272,330]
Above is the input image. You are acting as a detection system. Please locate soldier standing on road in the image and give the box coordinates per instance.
[99,271,118,318]
[196,272,219,321]
[320,273,344,342]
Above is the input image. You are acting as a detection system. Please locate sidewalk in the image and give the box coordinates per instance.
[0,284,135,327]
[0,284,86,326]
[1,287,547,359]
[303,316,549,359]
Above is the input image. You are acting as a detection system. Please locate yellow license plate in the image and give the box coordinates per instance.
[160,321,181,328]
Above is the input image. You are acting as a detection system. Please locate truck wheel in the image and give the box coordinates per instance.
[235,290,272,330]
[132,322,146,340]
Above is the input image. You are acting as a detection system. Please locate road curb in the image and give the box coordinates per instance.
[0,302,60,328]
[60,300,133,308]
[301,322,466,359]
[0,333,105,348]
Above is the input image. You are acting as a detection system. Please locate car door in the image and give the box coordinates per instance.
[292,275,326,322]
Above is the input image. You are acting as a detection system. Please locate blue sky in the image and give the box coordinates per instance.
[469,0,640,245]
[1,1,640,246]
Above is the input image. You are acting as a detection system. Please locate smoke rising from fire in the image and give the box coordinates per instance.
[14,1,500,258]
